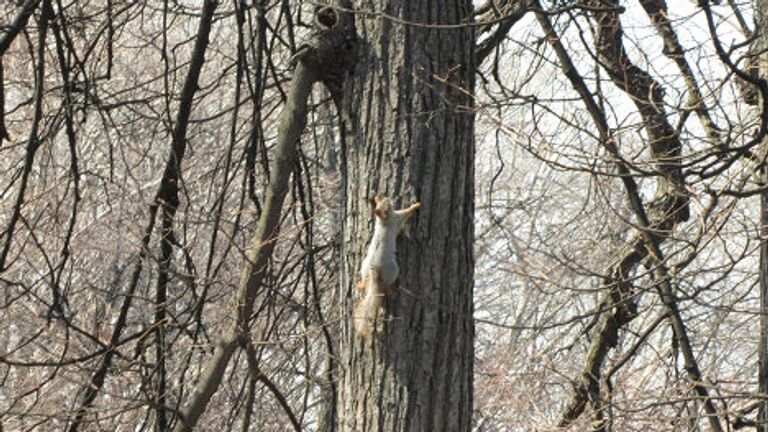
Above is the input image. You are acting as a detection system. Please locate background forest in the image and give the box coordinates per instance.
[1,0,767,431]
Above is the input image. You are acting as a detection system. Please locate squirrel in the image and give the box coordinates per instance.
[353,195,421,339]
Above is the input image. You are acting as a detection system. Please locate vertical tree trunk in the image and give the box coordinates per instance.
[338,1,475,431]
[761,167,768,432]
[758,1,768,430]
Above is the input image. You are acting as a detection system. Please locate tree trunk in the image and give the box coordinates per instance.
[760,168,768,432]
[759,1,768,430]
[338,1,475,431]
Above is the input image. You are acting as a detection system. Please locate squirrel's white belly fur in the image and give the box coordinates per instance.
[353,196,420,340]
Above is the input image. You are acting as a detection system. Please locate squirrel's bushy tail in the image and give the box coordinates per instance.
[354,269,385,339]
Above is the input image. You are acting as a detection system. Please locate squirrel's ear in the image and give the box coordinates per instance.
[374,209,388,219]
[373,194,384,206]
[373,204,389,220]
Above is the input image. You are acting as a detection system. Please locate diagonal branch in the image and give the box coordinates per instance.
[590,0,688,225]
[535,2,718,429]
[475,0,533,65]
[171,3,358,430]
[587,6,720,425]
[638,0,722,152]
[172,59,317,432]
[0,0,42,143]
[0,0,51,272]
[66,1,219,430]
[0,0,41,56]
[244,331,301,432]
[535,8,643,426]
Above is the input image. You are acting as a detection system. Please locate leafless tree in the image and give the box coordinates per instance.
[3,0,768,431]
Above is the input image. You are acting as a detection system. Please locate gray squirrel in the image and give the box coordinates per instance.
[354,195,420,339]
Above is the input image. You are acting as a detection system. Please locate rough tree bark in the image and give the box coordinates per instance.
[758,1,768,430]
[338,1,475,431]
[761,162,768,432]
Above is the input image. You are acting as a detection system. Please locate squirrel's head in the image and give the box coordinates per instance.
[372,195,391,220]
